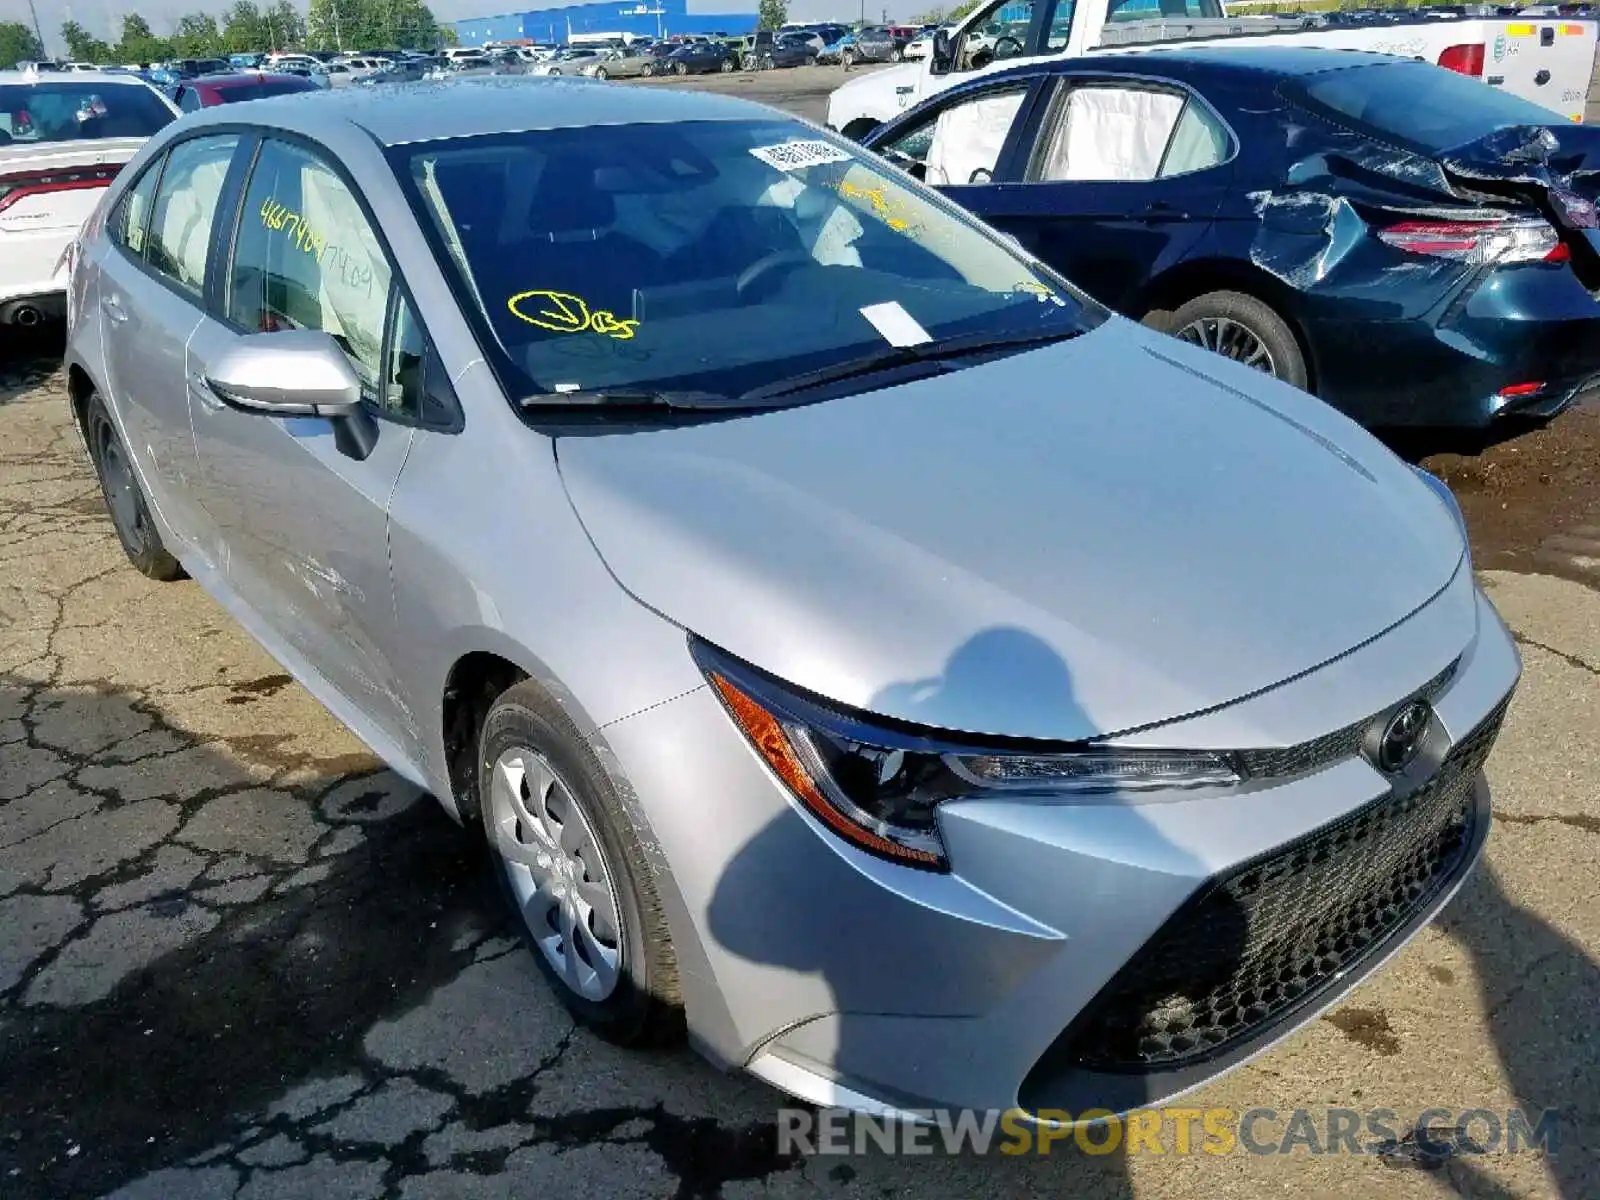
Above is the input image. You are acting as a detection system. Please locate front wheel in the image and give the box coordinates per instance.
[1159,290,1308,390]
[84,391,184,581]
[720,57,735,72]
[891,47,904,61]
[593,67,608,79]
[640,62,654,76]
[480,681,683,1045]
[675,61,687,75]
[841,49,855,68]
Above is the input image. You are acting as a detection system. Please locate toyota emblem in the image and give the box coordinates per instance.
[1376,699,1432,774]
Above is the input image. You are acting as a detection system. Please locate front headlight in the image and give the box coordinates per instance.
[694,640,1240,872]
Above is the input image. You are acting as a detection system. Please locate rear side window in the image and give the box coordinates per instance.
[0,82,175,144]
[227,139,393,394]
[112,156,163,257]
[1297,60,1564,153]
[1031,85,1229,182]
[144,135,240,297]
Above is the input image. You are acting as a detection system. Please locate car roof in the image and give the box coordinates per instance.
[176,75,774,145]
[189,72,309,87]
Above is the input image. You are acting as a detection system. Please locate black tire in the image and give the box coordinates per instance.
[84,390,184,581]
[675,61,687,75]
[1161,290,1309,390]
[720,57,735,72]
[891,47,904,61]
[841,49,855,68]
[593,67,608,80]
[479,680,683,1046]
[640,62,653,76]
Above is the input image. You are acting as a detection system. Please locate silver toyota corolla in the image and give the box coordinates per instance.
[62,77,1519,1119]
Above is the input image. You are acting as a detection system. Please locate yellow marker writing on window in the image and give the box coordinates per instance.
[507,289,638,341]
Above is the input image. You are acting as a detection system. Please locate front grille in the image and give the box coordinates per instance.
[1233,659,1457,781]
[1055,700,1505,1074]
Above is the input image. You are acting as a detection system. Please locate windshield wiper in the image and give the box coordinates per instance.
[518,386,752,412]
[740,327,1084,403]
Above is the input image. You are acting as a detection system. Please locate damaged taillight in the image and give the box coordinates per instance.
[1438,44,1485,77]
[1378,218,1566,266]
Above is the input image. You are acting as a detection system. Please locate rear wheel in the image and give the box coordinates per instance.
[842,49,855,68]
[891,47,904,61]
[84,390,184,581]
[593,67,608,79]
[480,681,683,1046]
[720,57,735,72]
[640,62,654,76]
[675,61,687,75]
[1161,290,1308,390]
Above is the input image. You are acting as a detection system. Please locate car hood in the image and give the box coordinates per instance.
[557,323,1464,741]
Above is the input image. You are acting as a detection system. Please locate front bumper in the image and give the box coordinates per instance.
[600,580,1519,1116]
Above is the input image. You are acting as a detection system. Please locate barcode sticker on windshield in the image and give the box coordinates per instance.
[750,139,853,172]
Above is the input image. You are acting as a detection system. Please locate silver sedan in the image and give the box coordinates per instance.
[62,76,1519,1120]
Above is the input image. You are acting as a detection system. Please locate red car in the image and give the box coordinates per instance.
[171,72,320,112]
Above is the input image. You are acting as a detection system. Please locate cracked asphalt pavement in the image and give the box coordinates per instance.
[1,330,1598,1200]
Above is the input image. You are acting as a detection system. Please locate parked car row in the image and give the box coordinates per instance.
[55,70,1521,1134]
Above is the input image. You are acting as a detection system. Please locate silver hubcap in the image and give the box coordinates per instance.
[489,748,623,1001]
[1175,316,1276,375]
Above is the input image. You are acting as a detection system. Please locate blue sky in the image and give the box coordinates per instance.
[5,0,924,52]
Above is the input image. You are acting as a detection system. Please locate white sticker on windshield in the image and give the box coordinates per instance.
[859,301,931,348]
[749,139,853,172]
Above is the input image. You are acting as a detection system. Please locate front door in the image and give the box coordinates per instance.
[187,135,418,749]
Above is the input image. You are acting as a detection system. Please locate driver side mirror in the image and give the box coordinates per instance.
[932,29,954,73]
[203,330,380,461]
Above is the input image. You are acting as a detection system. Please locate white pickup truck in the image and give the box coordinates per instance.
[826,0,1599,138]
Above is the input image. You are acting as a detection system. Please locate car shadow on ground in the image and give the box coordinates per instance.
[1434,862,1600,1199]
[0,327,65,399]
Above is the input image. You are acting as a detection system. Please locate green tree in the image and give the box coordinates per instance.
[115,14,174,64]
[306,0,350,51]
[0,21,44,68]
[61,20,113,61]
[910,6,948,22]
[173,12,224,56]
[758,0,788,31]
[948,0,982,18]
[438,23,459,47]
[263,0,307,49]
[222,1,269,52]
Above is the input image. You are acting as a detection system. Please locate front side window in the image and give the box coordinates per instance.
[880,86,1030,185]
[950,0,1044,74]
[395,118,1101,402]
[1031,85,1226,182]
[227,139,394,395]
[145,135,240,296]
[0,81,175,143]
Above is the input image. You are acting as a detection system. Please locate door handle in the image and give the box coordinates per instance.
[100,293,129,324]
[1140,201,1190,222]
[188,371,226,412]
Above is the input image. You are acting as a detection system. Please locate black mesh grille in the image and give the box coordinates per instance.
[1058,700,1505,1073]
[1234,660,1458,781]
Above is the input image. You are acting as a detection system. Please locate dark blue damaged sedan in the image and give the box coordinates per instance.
[864,46,1600,428]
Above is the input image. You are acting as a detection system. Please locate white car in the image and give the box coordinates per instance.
[0,69,177,328]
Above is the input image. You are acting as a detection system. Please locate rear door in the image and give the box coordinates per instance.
[971,75,1235,311]
[96,132,243,549]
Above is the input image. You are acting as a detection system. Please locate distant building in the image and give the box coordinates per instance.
[452,0,758,46]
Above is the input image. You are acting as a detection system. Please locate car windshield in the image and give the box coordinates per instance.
[393,118,1101,403]
[0,81,174,143]
[1295,60,1565,152]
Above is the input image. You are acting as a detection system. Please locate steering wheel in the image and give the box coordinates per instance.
[992,35,1024,59]
[736,250,812,300]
